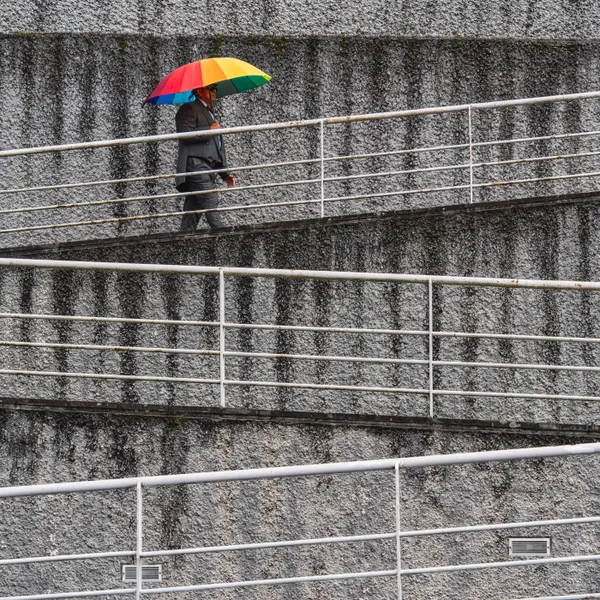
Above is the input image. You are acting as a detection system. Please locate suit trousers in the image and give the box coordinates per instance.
[180,157,223,232]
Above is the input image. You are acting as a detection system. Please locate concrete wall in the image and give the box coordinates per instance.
[2,34,600,247]
[3,0,600,39]
[2,194,600,425]
[1,405,599,600]
[2,5,600,598]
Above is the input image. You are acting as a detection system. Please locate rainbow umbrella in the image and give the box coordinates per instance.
[144,57,271,105]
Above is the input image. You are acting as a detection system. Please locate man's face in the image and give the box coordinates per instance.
[197,86,217,105]
[207,86,218,104]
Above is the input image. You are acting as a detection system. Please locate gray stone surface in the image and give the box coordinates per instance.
[2,7,600,598]
[2,195,600,425]
[3,0,600,39]
[2,35,600,247]
[0,407,599,600]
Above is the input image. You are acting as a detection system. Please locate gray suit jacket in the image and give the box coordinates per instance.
[175,99,229,191]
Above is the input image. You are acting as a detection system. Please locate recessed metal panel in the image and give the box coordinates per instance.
[122,565,162,582]
[509,538,551,557]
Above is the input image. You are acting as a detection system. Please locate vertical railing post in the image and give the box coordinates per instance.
[468,105,474,204]
[320,119,325,218]
[428,279,434,418]
[219,269,226,408]
[136,482,143,600]
[395,462,403,600]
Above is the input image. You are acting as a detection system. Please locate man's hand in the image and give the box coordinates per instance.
[209,121,221,130]
[225,175,236,188]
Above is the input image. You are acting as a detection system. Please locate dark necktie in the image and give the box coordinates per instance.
[209,109,223,150]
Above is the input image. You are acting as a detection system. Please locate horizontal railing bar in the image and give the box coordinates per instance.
[0,312,218,327]
[402,515,600,537]
[0,589,135,600]
[0,366,420,394]
[0,313,423,337]
[473,168,600,190]
[225,379,425,394]
[324,148,600,186]
[331,128,600,165]
[143,532,395,558]
[3,90,600,159]
[0,169,221,197]
[474,148,600,169]
[0,119,322,158]
[434,389,600,402]
[7,316,599,344]
[324,161,468,183]
[227,322,428,335]
[234,326,600,344]
[0,551,135,567]
[0,157,321,196]
[0,339,219,356]
[434,359,600,373]
[0,164,539,234]
[326,91,600,124]
[1,258,598,290]
[327,142,470,163]
[0,442,598,497]
[473,128,600,149]
[142,515,600,558]
[6,365,600,401]
[8,328,600,360]
[0,175,320,217]
[225,350,426,366]
[0,368,219,385]
[0,197,320,235]
[436,331,600,344]
[141,569,395,595]
[401,552,600,576]
[0,181,213,215]
[237,381,600,401]
[514,593,600,600]
[320,169,600,208]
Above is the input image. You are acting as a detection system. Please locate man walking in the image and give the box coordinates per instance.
[175,86,235,232]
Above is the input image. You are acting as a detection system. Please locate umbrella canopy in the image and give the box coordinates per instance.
[144,57,271,105]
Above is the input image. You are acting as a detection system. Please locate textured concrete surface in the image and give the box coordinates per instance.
[2,35,600,247]
[2,193,600,425]
[3,0,600,39]
[3,6,600,598]
[0,406,599,600]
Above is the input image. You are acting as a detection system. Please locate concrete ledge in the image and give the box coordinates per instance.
[2,396,600,438]
[2,190,600,258]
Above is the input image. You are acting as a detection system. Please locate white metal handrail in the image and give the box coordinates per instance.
[1,258,600,419]
[0,443,598,600]
[516,594,600,600]
[3,91,600,244]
